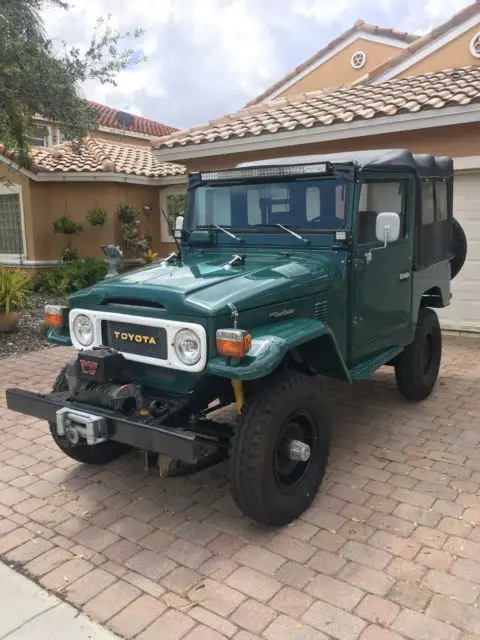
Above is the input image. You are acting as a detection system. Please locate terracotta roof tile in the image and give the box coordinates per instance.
[88,101,178,137]
[152,66,480,152]
[351,0,480,85]
[0,137,185,178]
[246,20,418,106]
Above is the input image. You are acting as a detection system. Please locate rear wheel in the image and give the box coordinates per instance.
[229,371,331,526]
[451,218,467,280]
[394,308,442,401]
[49,366,131,464]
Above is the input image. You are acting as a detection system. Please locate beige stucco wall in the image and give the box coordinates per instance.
[399,23,480,78]
[276,38,402,97]
[24,180,172,262]
[177,123,480,173]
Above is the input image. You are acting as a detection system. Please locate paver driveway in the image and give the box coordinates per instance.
[1,335,480,640]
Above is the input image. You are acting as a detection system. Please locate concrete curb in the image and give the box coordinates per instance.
[0,561,119,639]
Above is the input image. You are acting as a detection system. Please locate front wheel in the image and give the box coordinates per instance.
[229,371,331,526]
[394,307,442,401]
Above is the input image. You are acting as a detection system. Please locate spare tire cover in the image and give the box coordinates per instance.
[451,218,467,280]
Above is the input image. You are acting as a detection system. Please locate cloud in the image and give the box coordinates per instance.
[42,0,475,129]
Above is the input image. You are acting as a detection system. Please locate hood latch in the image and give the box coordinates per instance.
[224,254,245,271]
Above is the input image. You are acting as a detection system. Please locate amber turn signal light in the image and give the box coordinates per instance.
[44,304,66,330]
[216,329,252,358]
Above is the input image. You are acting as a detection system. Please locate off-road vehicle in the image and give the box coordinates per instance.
[6,149,467,526]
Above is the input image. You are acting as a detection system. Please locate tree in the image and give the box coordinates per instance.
[0,0,145,165]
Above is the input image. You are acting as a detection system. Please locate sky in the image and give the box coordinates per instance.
[42,0,473,130]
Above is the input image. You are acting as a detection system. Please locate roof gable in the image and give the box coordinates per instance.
[356,1,480,85]
[246,20,417,106]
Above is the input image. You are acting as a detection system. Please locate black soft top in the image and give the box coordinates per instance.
[238,149,453,178]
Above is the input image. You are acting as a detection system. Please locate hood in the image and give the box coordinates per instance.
[71,251,337,316]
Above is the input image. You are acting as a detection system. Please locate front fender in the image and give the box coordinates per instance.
[207,317,350,382]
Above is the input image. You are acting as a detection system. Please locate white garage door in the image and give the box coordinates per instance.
[437,170,480,332]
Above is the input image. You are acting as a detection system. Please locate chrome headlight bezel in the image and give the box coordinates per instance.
[173,328,202,366]
[71,313,94,347]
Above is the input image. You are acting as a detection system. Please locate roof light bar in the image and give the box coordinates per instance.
[200,163,328,181]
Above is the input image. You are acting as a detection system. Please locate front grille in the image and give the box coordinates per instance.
[102,321,168,360]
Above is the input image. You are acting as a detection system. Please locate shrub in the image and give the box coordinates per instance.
[0,266,30,313]
[34,258,107,297]
[116,203,139,225]
[53,215,84,263]
[86,207,109,227]
[53,215,84,236]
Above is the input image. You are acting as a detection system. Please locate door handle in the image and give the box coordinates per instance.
[398,272,410,281]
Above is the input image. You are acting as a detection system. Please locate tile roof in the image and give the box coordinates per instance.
[352,0,480,85]
[151,66,480,152]
[88,101,178,138]
[0,137,185,178]
[246,20,418,106]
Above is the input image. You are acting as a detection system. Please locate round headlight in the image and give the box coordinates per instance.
[173,328,201,366]
[72,314,94,347]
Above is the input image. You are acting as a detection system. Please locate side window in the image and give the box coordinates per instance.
[421,180,435,225]
[306,186,320,221]
[335,184,345,220]
[247,189,261,225]
[358,181,405,244]
[435,180,448,222]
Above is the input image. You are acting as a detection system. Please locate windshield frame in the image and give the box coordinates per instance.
[185,166,354,235]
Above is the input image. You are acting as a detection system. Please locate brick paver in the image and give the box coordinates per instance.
[0,335,480,639]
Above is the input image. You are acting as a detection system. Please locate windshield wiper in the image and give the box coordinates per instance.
[196,224,243,242]
[254,223,309,244]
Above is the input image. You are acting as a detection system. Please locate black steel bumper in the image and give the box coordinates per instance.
[5,388,220,465]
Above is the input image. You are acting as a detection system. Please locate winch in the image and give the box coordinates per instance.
[65,347,142,416]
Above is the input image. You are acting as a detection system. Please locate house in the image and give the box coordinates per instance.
[30,100,178,148]
[151,2,480,332]
[0,106,187,268]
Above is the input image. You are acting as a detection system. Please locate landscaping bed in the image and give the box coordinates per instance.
[0,293,63,359]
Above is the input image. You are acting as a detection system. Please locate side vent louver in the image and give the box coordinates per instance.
[314,301,328,322]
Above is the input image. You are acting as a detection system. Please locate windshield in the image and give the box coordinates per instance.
[188,177,347,231]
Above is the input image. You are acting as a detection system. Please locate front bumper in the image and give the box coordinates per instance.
[5,388,221,465]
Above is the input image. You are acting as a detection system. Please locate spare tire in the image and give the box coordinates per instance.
[451,218,467,280]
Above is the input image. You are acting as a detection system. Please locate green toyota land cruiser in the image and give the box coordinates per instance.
[6,149,467,526]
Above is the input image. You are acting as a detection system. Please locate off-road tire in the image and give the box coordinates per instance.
[451,218,467,280]
[229,371,331,526]
[48,366,130,464]
[394,307,442,401]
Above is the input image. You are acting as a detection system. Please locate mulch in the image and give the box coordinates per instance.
[0,293,64,360]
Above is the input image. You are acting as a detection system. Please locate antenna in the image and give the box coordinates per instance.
[115,111,135,129]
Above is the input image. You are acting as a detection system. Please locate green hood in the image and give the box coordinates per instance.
[71,252,336,317]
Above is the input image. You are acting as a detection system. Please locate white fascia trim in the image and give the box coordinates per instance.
[0,155,39,181]
[266,32,409,101]
[372,13,480,84]
[33,171,186,186]
[152,103,480,162]
[96,124,157,141]
[454,155,480,171]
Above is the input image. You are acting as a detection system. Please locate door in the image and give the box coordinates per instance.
[351,177,414,362]
[437,171,480,331]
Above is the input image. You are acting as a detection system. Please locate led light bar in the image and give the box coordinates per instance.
[201,163,328,181]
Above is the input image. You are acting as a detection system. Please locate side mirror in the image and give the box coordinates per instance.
[375,212,401,246]
[174,215,184,240]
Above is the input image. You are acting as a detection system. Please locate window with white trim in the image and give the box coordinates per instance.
[0,187,25,258]
[30,124,51,147]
